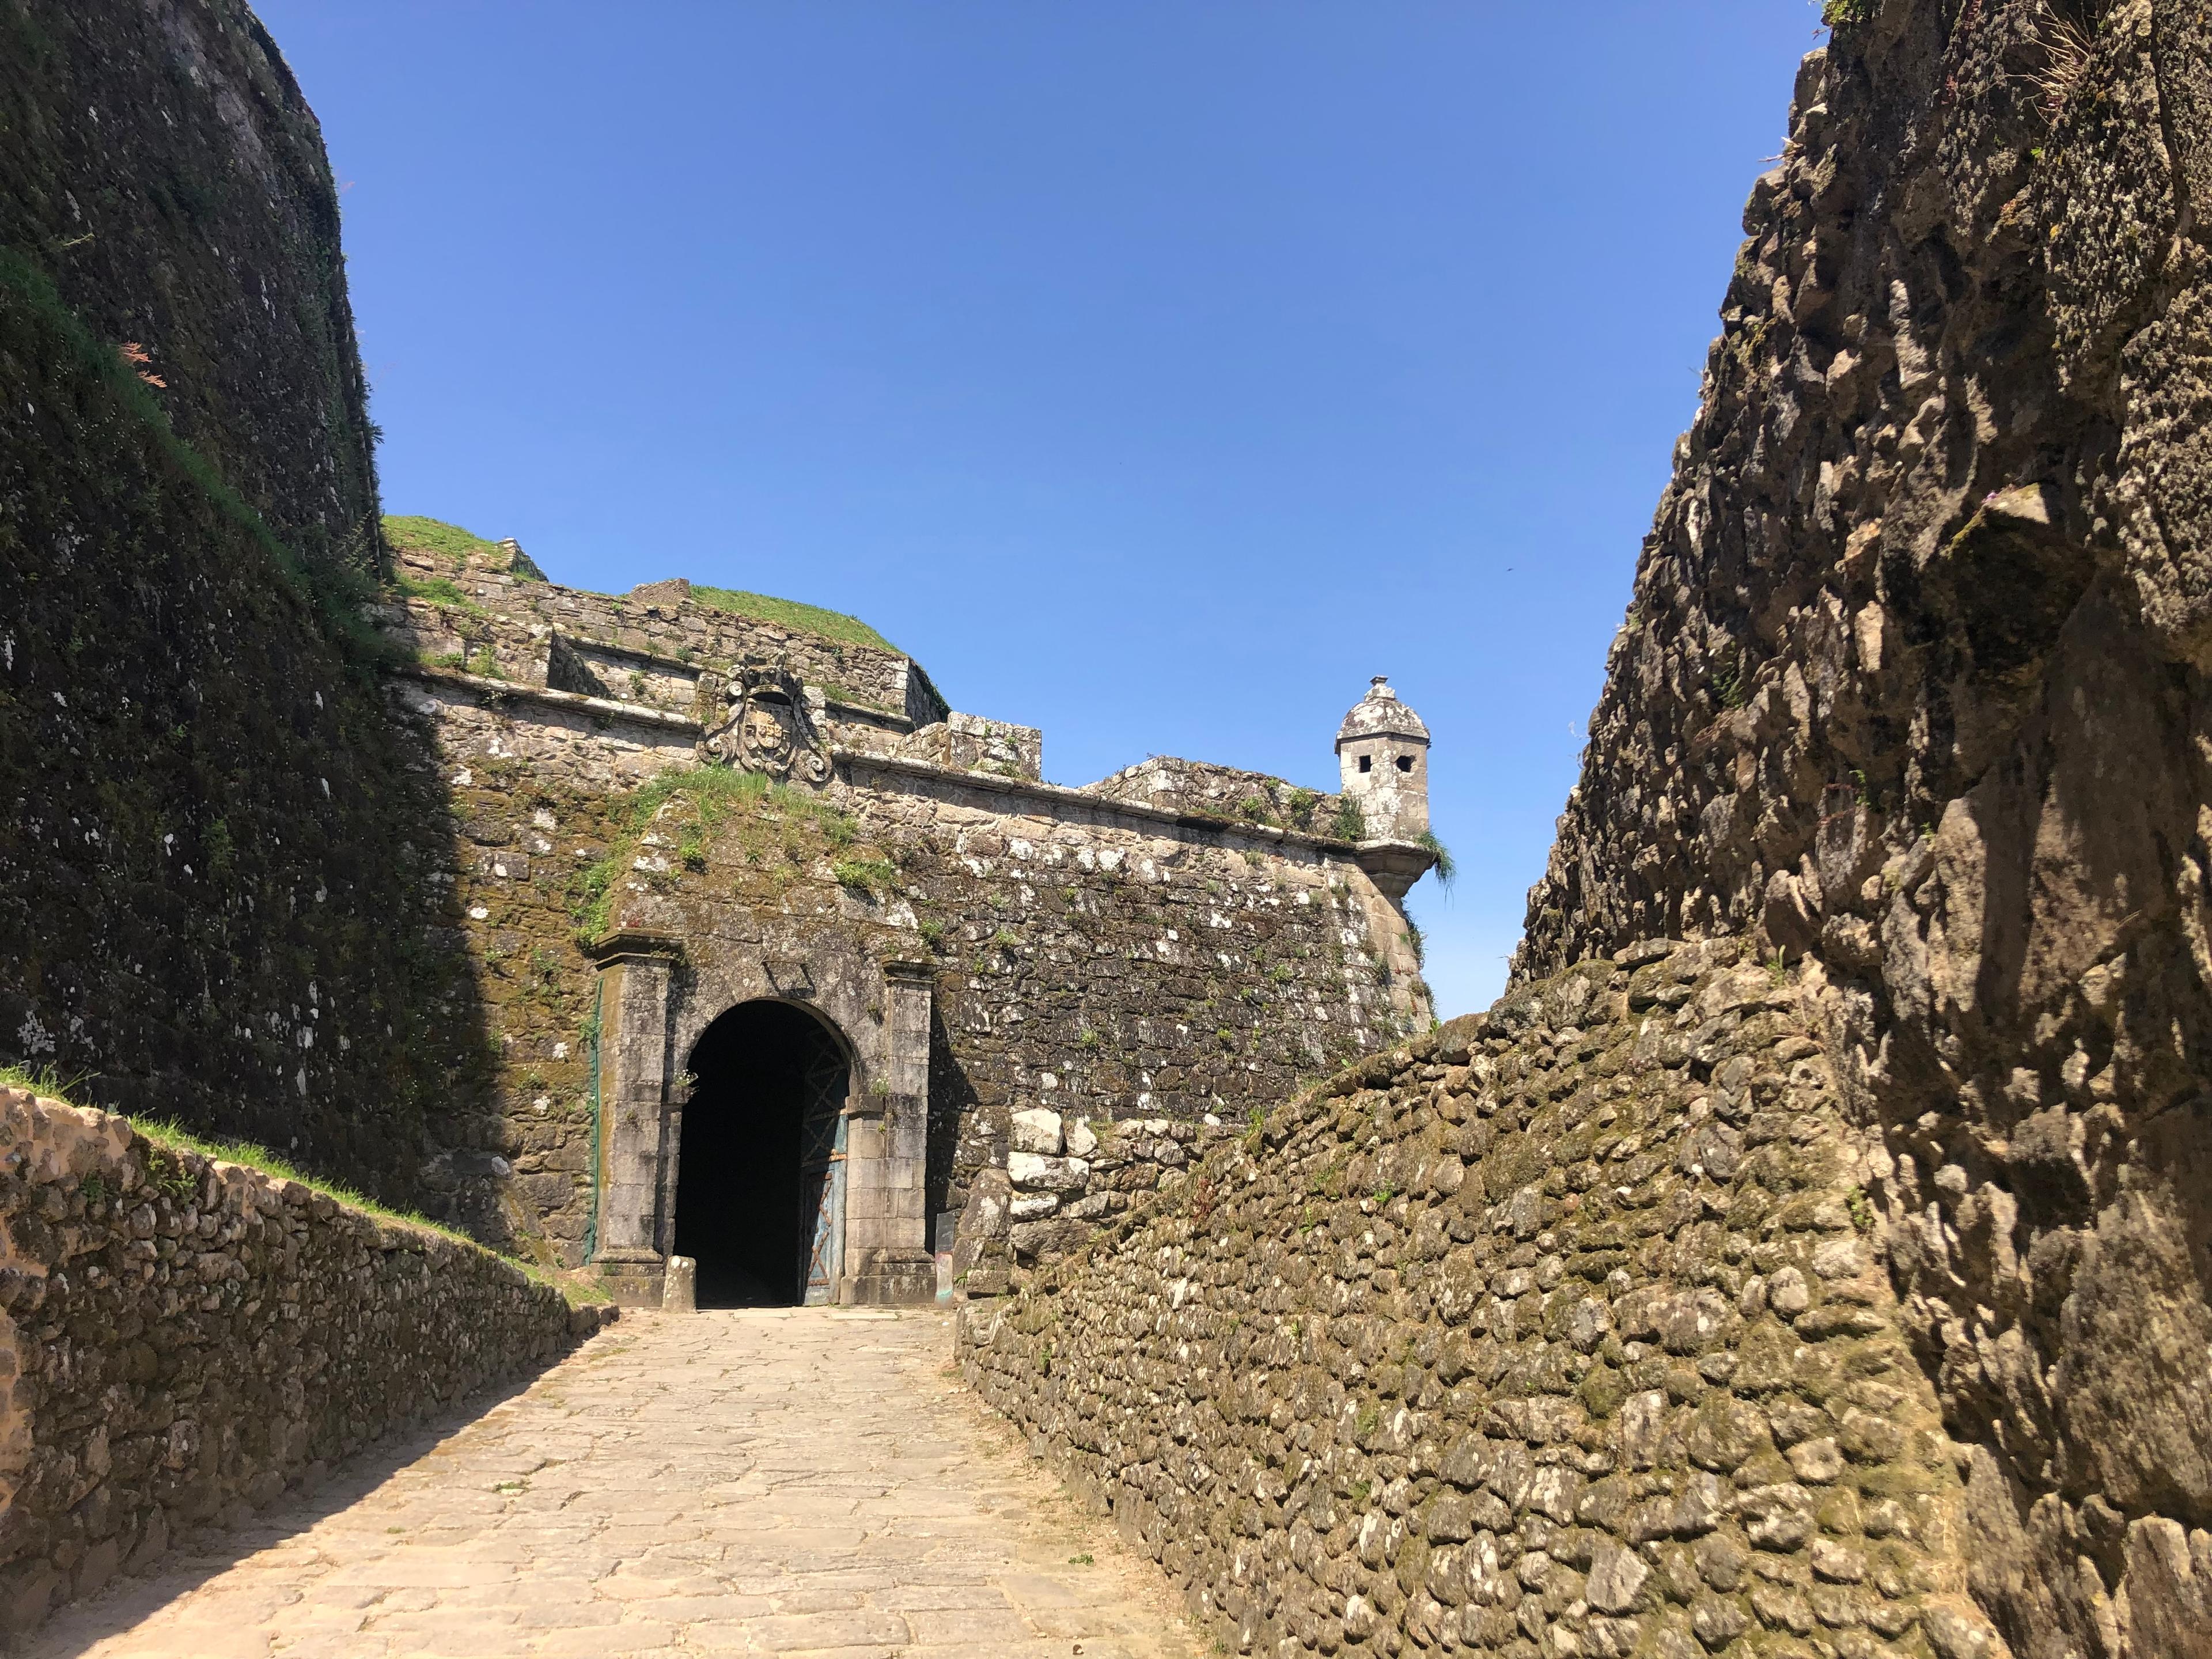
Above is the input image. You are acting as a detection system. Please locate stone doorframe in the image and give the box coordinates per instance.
[586,929,937,1307]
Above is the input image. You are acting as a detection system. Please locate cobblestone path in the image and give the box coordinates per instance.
[31,1309,1196,1659]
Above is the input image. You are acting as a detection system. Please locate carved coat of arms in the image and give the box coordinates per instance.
[705,666,831,784]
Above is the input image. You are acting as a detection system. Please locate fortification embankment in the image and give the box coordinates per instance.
[963,942,2005,1659]
[1510,4,2212,1651]
[0,1086,613,1637]
[1,0,496,1204]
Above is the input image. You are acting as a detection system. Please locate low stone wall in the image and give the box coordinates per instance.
[0,1087,613,1636]
[953,1107,1236,1291]
[961,941,2006,1659]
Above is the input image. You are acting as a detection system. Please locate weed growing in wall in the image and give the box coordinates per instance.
[832,857,899,896]
[1415,829,1455,887]
[392,572,484,615]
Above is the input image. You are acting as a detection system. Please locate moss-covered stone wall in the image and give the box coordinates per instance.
[0,0,380,575]
[0,0,493,1206]
[1513,4,2212,1651]
[963,942,2003,1659]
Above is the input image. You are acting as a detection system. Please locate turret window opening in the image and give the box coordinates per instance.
[1358,755,1372,773]
[1396,755,1415,773]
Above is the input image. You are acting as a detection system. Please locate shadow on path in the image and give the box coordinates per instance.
[24,1359,559,1658]
[20,1310,1195,1659]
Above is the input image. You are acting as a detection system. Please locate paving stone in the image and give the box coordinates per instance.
[25,1309,1196,1659]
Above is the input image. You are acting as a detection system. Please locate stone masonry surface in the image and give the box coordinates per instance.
[1512,3,2212,1653]
[2,0,1441,1294]
[0,1088,609,1639]
[0,0,381,573]
[964,942,2008,1659]
[372,543,1434,1278]
[1,0,493,1202]
[27,1306,1199,1659]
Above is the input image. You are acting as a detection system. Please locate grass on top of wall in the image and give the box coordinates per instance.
[383,514,548,585]
[0,1064,613,1304]
[383,514,498,563]
[691,585,899,654]
[392,571,484,614]
[1,1061,470,1237]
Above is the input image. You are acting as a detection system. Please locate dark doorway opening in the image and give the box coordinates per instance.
[675,1001,850,1307]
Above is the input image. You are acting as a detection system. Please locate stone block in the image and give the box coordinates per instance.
[845,1249,934,1305]
[1007,1152,1089,1192]
[1010,1108,1065,1156]
[1008,1218,1089,1261]
[661,1256,696,1313]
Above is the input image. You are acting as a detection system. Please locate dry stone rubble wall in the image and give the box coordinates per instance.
[964,943,2002,1659]
[0,1086,609,1638]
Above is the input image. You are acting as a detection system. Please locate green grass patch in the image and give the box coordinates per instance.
[571,766,861,943]
[0,1062,90,1101]
[691,585,899,653]
[392,571,483,614]
[832,857,899,896]
[384,514,498,565]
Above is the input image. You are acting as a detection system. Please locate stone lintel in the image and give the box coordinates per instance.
[588,930,685,965]
[397,662,705,733]
[396,656,912,733]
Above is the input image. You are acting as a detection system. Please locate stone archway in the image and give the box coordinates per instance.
[673,1000,852,1307]
[585,930,936,1306]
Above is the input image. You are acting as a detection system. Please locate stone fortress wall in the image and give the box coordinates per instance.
[0,0,1450,1317]
[0,1084,608,1636]
[373,530,1440,1300]
[0,0,504,1206]
[1508,2,2212,1654]
[21,0,2205,1651]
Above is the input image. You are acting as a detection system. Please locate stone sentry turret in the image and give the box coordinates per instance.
[1336,677,1434,900]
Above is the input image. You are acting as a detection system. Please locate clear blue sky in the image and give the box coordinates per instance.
[259,1,1824,1017]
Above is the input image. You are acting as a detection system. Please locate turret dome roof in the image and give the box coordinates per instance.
[1336,677,1430,745]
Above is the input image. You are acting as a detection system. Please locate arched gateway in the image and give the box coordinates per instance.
[676,1001,851,1306]
[585,931,937,1307]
